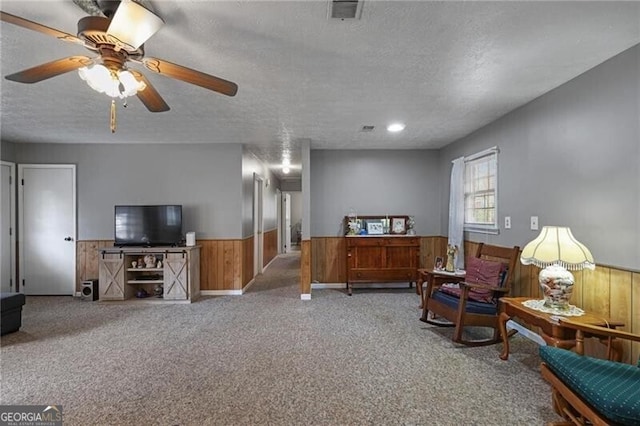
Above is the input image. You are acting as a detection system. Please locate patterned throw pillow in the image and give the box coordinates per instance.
[439,257,504,303]
[465,256,503,286]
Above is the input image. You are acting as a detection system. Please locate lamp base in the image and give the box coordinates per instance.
[539,264,575,311]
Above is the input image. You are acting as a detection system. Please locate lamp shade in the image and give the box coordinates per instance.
[520,226,595,271]
[107,0,164,50]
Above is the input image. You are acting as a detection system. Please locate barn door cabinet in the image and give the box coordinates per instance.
[98,246,200,303]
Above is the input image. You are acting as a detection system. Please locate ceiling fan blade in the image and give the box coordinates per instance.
[130,70,170,112]
[5,56,93,83]
[107,0,164,50]
[142,57,238,97]
[0,11,84,45]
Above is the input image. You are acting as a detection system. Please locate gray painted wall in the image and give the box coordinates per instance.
[241,149,279,238]
[281,179,302,192]
[14,143,244,240]
[310,150,442,237]
[1,141,16,162]
[287,191,302,243]
[440,44,640,271]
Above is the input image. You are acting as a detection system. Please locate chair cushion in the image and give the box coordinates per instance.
[432,290,498,315]
[438,284,495,304]
[540,345,640,425]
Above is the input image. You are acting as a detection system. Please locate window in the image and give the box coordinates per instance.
[464,148,498,233]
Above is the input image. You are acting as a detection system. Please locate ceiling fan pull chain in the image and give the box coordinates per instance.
[110,99,117,133]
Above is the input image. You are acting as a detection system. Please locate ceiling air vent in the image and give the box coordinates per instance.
[361,125,375,132]
[329,0,363,20]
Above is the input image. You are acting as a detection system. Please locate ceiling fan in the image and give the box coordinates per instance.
[1,0,238,131]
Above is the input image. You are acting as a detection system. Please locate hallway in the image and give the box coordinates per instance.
[246,252,301,296]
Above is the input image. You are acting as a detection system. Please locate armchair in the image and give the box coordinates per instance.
[420,243,520,346]
[540,319,640,426]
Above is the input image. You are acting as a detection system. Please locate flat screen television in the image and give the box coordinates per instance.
[114,205,183,247]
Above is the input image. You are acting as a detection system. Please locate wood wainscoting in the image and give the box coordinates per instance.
[76,240,115,292]
[77,233,278,295]
[300,240,311,295]
[263,229,278,267]
[310,236,640,364]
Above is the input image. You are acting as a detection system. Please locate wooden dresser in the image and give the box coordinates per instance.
[345,236,420,295]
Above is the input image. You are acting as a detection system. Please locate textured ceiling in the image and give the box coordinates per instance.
[1,1,639,180]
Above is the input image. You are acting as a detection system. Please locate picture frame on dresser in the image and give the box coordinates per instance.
[390,217,406,234]
[434,256,444,270]
[367,221,384,235]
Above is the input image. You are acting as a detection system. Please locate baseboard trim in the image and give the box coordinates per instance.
[300,294,311,300]
[201,290,243,296]
[312,282,412,290]
[506,320,546,346]
[242,278,256,293]
[311,283,345,289]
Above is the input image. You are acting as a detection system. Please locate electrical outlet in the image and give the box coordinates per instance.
[504,216,511,229]
[530,216,539,231]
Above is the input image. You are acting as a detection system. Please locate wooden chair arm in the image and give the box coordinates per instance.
[558,319,640,343]
[422,273,464,297]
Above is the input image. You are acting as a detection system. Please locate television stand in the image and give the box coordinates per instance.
[98,246,200,303]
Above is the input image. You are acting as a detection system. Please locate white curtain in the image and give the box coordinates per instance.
[448,157,465,270]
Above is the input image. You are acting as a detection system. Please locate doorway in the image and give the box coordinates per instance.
[253,174,264,277]
[1,161,16,292]
[18,164,76,295]
[281,193,291,253]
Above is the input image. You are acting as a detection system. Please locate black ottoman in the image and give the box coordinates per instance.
[1,293,26,335]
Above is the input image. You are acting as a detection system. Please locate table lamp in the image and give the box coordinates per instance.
[520,226,595,311]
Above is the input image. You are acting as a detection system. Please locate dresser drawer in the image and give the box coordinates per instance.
[348,268,416,282]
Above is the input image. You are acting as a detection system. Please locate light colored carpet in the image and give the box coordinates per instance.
[1,253,561,425]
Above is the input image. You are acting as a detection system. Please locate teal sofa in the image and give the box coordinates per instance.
[539,319,640,425]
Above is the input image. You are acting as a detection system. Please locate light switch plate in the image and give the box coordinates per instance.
[504,216,511,229]
[530,216,539,231]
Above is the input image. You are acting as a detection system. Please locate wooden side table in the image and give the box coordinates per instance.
[417,268,465,311]
[498,297,624,360]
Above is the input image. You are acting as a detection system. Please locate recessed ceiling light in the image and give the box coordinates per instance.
[282,158,291,166]
[282,167,290,174]
[387,123,405,132]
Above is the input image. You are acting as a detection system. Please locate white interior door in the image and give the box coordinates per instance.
[276,190,282,254]
[1,161,16,292]
[283,193,291,253]
[19,164,76,295]
[253,175,264,277]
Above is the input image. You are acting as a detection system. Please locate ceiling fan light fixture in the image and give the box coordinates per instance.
[107,0,164,50]
[78,64,145,98]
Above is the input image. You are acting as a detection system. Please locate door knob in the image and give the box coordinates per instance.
[64,236,73,241]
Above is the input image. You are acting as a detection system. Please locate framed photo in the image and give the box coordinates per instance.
[434,256,444,271]
[367,221,384,235]
[390,217,406,234]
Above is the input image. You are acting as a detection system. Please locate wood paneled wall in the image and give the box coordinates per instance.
[199,240,243,291]
[76,240,114,292]
[310,236,640,363]
[263,229,278,267]
[77,234,277,293]
[243,236,254,288]
[300,240,311,294]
